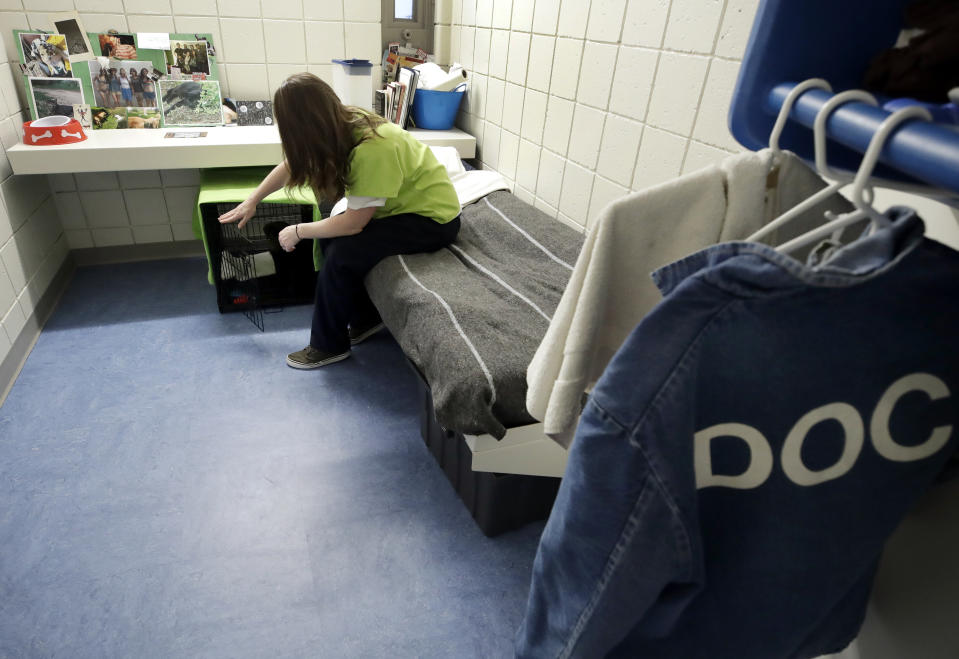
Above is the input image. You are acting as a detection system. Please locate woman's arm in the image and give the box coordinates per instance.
[217,161,291,228]
[277,207,376,251]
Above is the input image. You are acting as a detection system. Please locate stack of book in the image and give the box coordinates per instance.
[384,43,428,82]
[375,67,419,128]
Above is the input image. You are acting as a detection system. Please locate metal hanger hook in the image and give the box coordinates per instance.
[769,78,832,154]
[813,90,878,179]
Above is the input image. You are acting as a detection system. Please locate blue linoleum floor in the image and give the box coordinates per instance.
[0,257,543,658]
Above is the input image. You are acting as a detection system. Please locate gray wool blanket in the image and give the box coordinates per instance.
[365,191,585,439]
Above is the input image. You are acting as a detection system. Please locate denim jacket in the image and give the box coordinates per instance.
[516,209,959,658]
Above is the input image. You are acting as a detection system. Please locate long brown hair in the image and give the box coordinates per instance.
[273,73,385,202]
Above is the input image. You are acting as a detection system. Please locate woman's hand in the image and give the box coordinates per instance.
[218,199,257,229]
[278,225,301,252]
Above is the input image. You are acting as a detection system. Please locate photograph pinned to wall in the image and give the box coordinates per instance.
[193,35,215,58]
[124,106,161,129]
[72,103,91,129]
[158,79,223,126]
[29,77,83,119]
[89,60,157,108]
[49,12,94,62]
[235,100,274,126]
[91,106,123,129]
[19,33,72,77]
[166,41,211,76]
[98,33,137,60]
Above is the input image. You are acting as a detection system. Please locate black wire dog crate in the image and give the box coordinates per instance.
[201,202,322,330]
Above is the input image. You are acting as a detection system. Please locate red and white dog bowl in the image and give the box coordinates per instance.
[22,115,87,146]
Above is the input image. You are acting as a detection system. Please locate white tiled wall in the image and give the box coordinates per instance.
[1,0,384,252]
[52,166,199,249]
[445,0,762,232]
[0,29,68,368]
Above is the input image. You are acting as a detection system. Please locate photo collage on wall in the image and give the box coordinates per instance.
[16,19,227,130]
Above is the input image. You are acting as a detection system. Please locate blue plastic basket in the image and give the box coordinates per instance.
[411,84,466,130]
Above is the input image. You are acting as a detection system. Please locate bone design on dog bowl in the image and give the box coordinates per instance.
[23,115,88,145]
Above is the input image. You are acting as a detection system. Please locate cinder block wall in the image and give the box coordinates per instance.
[445,0,758,232]
[0,24,66,371]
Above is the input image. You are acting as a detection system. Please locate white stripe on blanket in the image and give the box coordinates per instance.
[483,197,574,271]
[448,244,551,322]
[398,254,497,406]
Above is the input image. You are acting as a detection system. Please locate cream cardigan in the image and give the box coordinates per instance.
[526,149,854,446]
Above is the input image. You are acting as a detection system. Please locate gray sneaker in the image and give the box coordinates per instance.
[349,321,385,345]
[286,346,350,369]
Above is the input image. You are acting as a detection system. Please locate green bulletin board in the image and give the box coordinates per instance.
[15,30,219,128]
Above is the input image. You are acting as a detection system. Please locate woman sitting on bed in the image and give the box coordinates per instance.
[218,73,461,369]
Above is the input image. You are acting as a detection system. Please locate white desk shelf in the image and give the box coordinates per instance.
[7,126,475,175]
[409,128,475,159]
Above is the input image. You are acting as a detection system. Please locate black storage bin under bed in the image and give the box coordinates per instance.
[411,362,561,537]
[201,202,319,330]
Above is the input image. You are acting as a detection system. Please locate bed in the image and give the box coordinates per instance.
[364,185,584,534]
[367,189,583,438]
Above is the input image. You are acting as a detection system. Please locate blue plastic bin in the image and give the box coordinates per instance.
[411,84,466,130]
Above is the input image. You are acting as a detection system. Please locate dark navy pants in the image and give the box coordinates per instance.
[310,213,460,353]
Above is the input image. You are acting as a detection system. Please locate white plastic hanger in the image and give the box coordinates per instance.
[768,78,832,158]
[813,90,879,179]
[749,88,875,243]
[817,95,946,200]
[776,105,935,254]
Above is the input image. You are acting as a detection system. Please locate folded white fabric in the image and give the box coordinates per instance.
[429,145,467,177]
[526,149,854,446]
[450,169,510,206]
